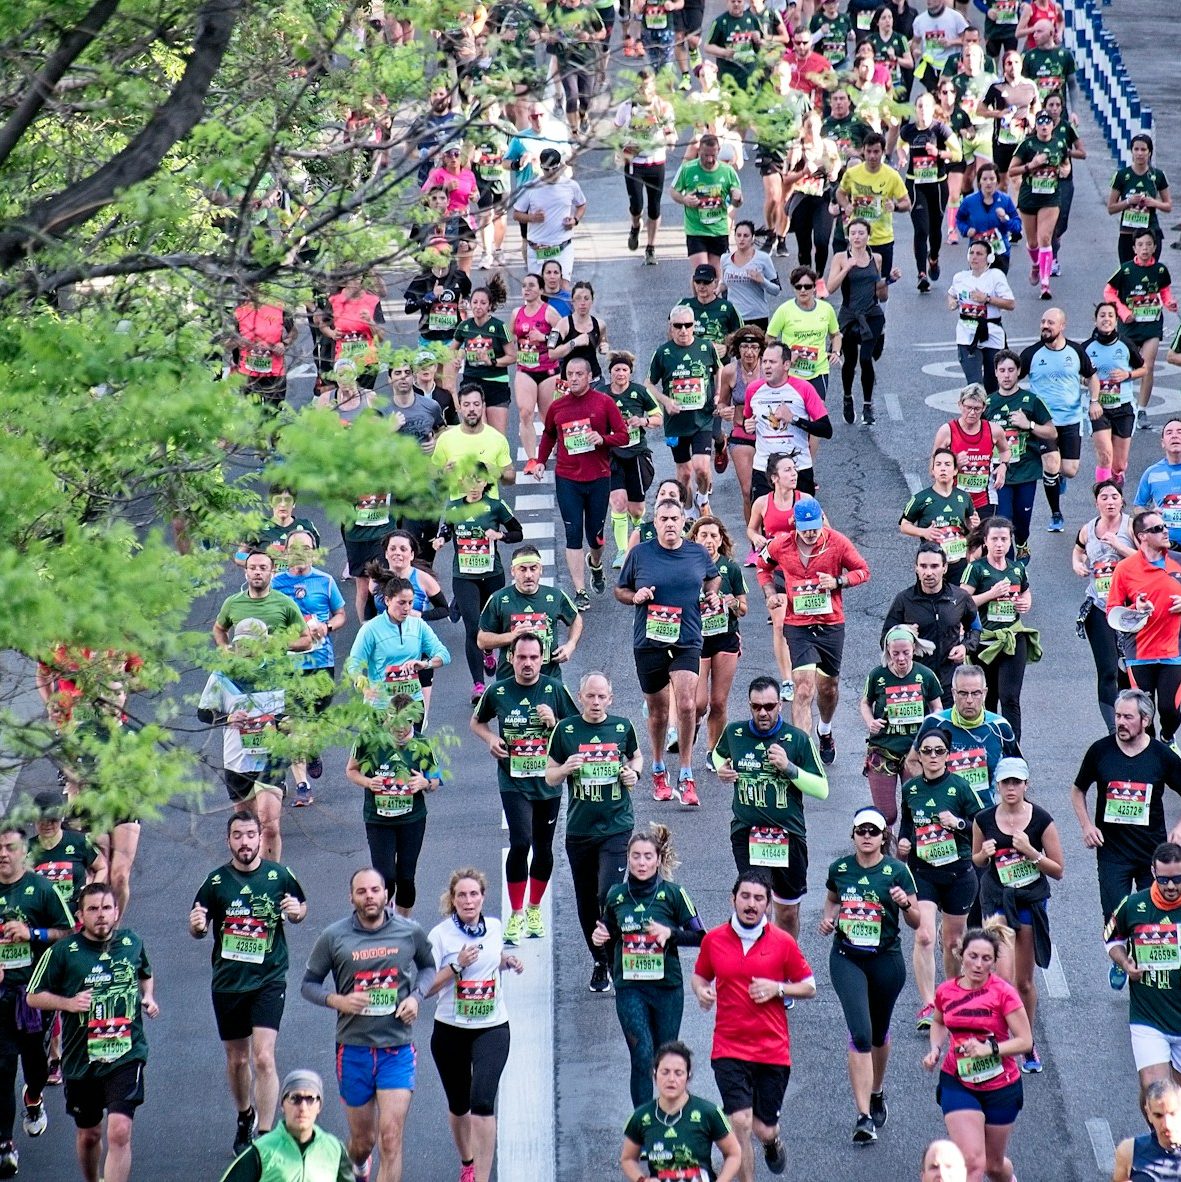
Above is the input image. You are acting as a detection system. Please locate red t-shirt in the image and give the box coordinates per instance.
[693,922,813,1065]
[935,974,1024,1090]
[537,389,628,481]
[1107,550,1181,663]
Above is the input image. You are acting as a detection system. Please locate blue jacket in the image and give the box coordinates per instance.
[955,190,1021,257]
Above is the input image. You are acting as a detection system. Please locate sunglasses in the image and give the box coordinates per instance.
[1142,524,1169,534]
[853,825,884,837]
[917,746,948,756]
[1156,874,1181,886]
[285,1094,320,1106]
[793,283,815,291]
[671,322,695,329]
[750,701,779,712]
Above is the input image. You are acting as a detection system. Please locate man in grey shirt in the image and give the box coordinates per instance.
[302,867,435,1182]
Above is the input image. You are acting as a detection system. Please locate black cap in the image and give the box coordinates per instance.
[1035,111,1053,124]
[692,264,717,282]
[539,148,562,167]
[32,790,64,820]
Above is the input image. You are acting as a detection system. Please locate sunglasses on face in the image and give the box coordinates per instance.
[853,825,883,837]
[917,746,948,756]
[1142,524,1168,534]
[284,1094,320,1106]
[1156,874,1181,886]
[793,283,815,291]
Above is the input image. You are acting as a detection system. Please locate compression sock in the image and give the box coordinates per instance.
[507,880,526,912]
[1027,244,1039,266]
[1038,246,1054,287]
[1095,466,1112,483]
[528,876,549,906]
[1042,472,1061,515]
[611,511,630,552]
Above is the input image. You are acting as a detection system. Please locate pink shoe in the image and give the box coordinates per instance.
[459,1164,476,1182]
[652,769,673,801]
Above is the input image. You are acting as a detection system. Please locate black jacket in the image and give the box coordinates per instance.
[881,580,979,696]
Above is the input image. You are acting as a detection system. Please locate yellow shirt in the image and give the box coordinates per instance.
[839,162,908,245]
[432,424,512,497]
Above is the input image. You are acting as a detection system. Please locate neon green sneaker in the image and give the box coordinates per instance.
[503,911,525,946]
[525,905,546,939]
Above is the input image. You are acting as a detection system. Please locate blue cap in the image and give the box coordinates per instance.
[793,496,822,528]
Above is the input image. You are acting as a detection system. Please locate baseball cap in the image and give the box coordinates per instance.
[995,757,1030,782]
[414,349,437,368]
[231,618,269,644]
[1035,111,1053,124]
[281,1069,323,1101]
[539,148,562,168]
[793,496,823,528]
[852,806,889,833]
[692,264,718,282]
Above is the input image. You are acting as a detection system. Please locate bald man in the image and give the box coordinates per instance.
[921,1138,967,1182]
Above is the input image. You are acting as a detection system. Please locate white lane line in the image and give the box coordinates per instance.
[537,548,555,567]
[1085,1117,1115,1174]
[1040,947,1071,999]
[903,471,922,494]
[523,521,556,539]
[497,847,555,1179]
[513,494,555,511]
[883,389,903,422]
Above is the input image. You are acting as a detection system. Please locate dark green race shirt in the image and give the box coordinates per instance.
[647,339,719,438]
[594,380,661,460]
[825,854,916,956]
[548,713,640,838]
[623,1093,732,1173]
[477,583,580,679]
[1107,889,1181,1035]
[961,558,1028,630]
[676,295,744,348]
[29,828,100,914]
[602,875,699,990]
[349,734,441,826]
[0,870,73,987]
[900,485,976,567]
[452,316,511,383]
[701,555,747,640]
[862,662,943,756]
[983,387,1053,485]
[443,495,517,582]
[474,675,577,799]
[899,771,980,877]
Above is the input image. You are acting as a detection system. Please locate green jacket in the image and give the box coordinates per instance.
[220,1123,352,1182]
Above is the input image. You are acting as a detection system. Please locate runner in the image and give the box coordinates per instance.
[213,551,313,653]
[757,495,871,756]
[1085,303,1145,488]
[512,148,586,277]
[425,868,523,1182]
[547,281,610,382]
[691,869,815,1180]
[432,384,516,501]
[954,164,1020,279]
[547,671,643,992]
[920,1138,969,1182]
[721,221,781,334]
[766,267,842,406]
[978,58,1038,195]
[1008,110,1063,299]
[28,788,104,924]
[1107,133,1172,265]
[301,867,436,1182]
[676,265,744,365]
[321,275,384,391]
[861,628,944,825]
[784,116,843,280]
[230,289,296,413]
[614,70,678,266]
[820,806,920,1143]
[27,883,157,1182]
[714,675,829,939]
[616,496,721,804]
[621,1041,742,1182]
[897,720,981,1030]
[1133,419,1181,550]
[932,384,1012,524]
[512,274,561,469]
[946,242,1015,394]
[593,826,705,1105]
[716,328,763,530]
[237,487,321,571]
[900,448,980,583]
[671,134,744,275]
[972,756,1064,1073]
[189,812,307,1155]
[1112,1079,1181,1182]
[450,279,516,438]
[920,927,1032,1181]
[470,631,576,944]
[836,133,911,278]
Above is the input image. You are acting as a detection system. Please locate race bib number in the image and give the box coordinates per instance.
[1103,780,1150,826]
[992,0,1018,22]
[912,156,939,184]
[986,590,1018,625]
[1004,425,1026,462]
[578,742,622,785]
[671,376,706,411]
[852,194,883,220]
[338,335,373,364]
[509,736,548,779]
[532,242,564,260]
[646,604,682,643]
[355,967,400,1016]
[939,527,968,562]
[244,347,273,375]
[373,777,415,818]
[428,307,458,333]
[1133,923,1181,970]
[856,9,874,29]
[1030,168,1057,195]
[36,861,74,904]
[1162,497,1181,529]
[986,228,1008,255]
[838,898,882,949]
[354,494,391,528]
[748,826,790,867]
[455,978,498,1021]
[957,458,991,492]
[562,417,596,455]
[923,31,946,54]
[789,344,819,377]
[510,612,553,660]
[517,346,540,368]
[1130,293,1163,324]
[1098,378,1123,408]
[947,748,990,799]
[916,820,959,866]
[221,915,270,964]
[645,5,668,28]
[627,423,643,447]
[696,192,726,225]
[621,931,665,980]
[87,1016,132,1064]
[1093,558,1116,598]
[884,683,924,726]
[464,337,493,366]
[700,595,728,637]
[791,581,832,616]
[237,716,273,759]
[995,849,1040,888]
[1122,206,1151,231]
[0,936,31,969]
[956,1048,1004,1085]
[457,530,493,575]
[384,663,422,697]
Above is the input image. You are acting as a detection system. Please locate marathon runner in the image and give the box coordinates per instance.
[1133,419,1181,551]
[931,384,1011,528]
[1085,304,1145,490]
[1112,1078,1181,1181]
[899,448,980,583]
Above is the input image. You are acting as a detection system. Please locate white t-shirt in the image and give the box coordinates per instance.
[912,8,968,69]
[744,377,829,472]
[948,267,1014,350]
[513,178,587,247]
[429,915,509,1029]
[198,673,285,774]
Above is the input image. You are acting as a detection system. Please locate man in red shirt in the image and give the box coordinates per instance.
[782,31,838,111]
[534,356,629,612]
[691,869,815,1182]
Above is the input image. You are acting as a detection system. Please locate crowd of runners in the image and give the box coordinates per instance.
[10,0,1181,1179]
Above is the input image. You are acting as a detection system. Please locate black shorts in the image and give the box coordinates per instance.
[675,0,705,34]
[1123,320,1165,345]
[685,233,731,259]
[712,1058,790,1125]
[635,644,701,694]
[1041,421,1081,461]
[1093,403,1135,439]
[342,532,386,578]
[701,629,741,659]
[469,376,512,408]
[302,666,336,714]
[65,1060,145,1129]
[731,827,808,903]
[1017,192,1059,214]
[913,864,978,916]
[668,427,713,463]
[992,140,1018,174]
[755,146,785,176]
[212,982,287,1041]
[225,768,287,802]
[477,181,504,211]
[783,622,845,677]
[610,452,656,502]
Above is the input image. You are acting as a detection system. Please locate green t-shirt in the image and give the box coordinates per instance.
[0,871,73,986]
[478,583,580,680]
[1107,888,1181,1034]
[249,517,322,573]
[595,380,661,459]
[343,493,393,542]
[453,316,511,383]
[193,861,306,992]
[1108,259,1172,328]
[676,295,744,350]
[713,717,826,843]
[673,160,741,238]
[768,298,840,379]
[899,771,980,875]
[810,11,851,65]
[822,114,869,157]
[350,734,440,826]
[473,675,577,798]
[863,662,943,757]
[1111,166,1169,235]
[1014,134,1064,202]
[647,339,718,438]
[623,1093,732,1173]
[215,589,305,640]
[983,0,1020,40]
[602,875,698,989]
[961,558,1027,629]
[548,713,640,838]
[900,486,976,566]
[708,10,764,86]
[1022,45,1075,106]
[29,829,100,915]
[984,387,1052,485]
[444,495,516,582]
[826,855,916,956]
[701,555,747,640]
[28,928,152,1079]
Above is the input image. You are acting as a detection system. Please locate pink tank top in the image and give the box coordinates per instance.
[762,491,802,539]
[513,304,557,374]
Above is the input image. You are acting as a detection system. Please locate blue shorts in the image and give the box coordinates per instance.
[937,1071,1023,1126]
[336,1043,417,1106]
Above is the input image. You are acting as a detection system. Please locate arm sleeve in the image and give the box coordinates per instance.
[792,734,830,800]
[301,933,335,1006]
[499,508,525,545]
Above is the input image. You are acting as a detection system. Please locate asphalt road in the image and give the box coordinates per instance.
[13,27,1181,1182]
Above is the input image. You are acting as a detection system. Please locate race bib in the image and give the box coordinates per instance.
[1098,377,1124,408]
[646,604,682,643]
[912,156,939,184]
[995,849,1040,888]
[36,861,74,904]
[578,742,622,785]
[354,494,391,528]
[509,736,548,779]
[428,307,458,333]
[749,826,790,867]
[384,663,422,697]
[1130,293,1163,324]
[221,915,270,964]
[700,595,728,637]
[1004,425,1026,462]
[517,346,540,368]
[645,5,668,28]
[696,192,726,225]
[939,528,968,561]
[455,978,498,1022]
[1093,558,1116,598]
[562,417,596,455]
[957,296,988,321]
[958,459,991,493]
[789,344,819,377]
[456,530,493,575]
[87,1015,132,1064]
[237,716,272,759]
[0,936,31,969]
[627,423,643,447]
[464,337,493,366]
[856,9,873,29]
[852,194,883,220]
[244,347,273,375]
[532,242,564,260]
[837,898,882,949]
[916,820,959,866]
[956,1048,1004,1085]
[373,777,415,818]
[1030,168,1057,195]
[621,931,665,980]
[1121,206,1151,231]
[338,334,373,364]
[1134,923,1181,971]
[948,747,989,799]
[884,683,924,726]
[1162,497,1181,529]
[986,590,1018,625]
[791,581,832,616]
[355,967,400,1016]
[1103,780,1150,826]
[992,0,1018,22]
[670,376,706,411]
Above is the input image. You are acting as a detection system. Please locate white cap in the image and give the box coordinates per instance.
[852,807,889,832]
[995,757,1030,783]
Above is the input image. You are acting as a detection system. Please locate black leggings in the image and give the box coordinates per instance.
[908,180,947,275]
[1052,174,1075,252]
[829,945,906,1053]
[453,573,505,682]
[501,791,561,885]
[979,634,1027,742]
[1083,601,1126,732]
[1131,662,1181,744]
[560,63,594,117]
[840,314,885,403]
[625,162,666,221]
[555,476,610,552]
[789,193,835,274]
[0,995,48,1139]
[430,1021,511,1117]
[365,818,427,909]
[566,831,631,965]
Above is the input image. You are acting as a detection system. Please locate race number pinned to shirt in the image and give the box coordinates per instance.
[562,418,596,455]
[884,683,924,727]
[837,896,882,949]
[915,817,958,866]
[355,967,401,1016]
[621,930,665,980]
[221,914,270,964]
[373,777,415,818]
[790,579,832,616]
[509,736,549,779]
[995,849,1040,888]
[456,526,493,575]
[578,742,622,786]
[1103,780,1150,826]
[645,604,682,643]
[670,376,706,411]
[455,978,498,1022]
[355,494,391,528]
[384,663,422,697]
[955,1045,1004,1085]
[88,1015,133,1064]
[1133,922,1181,971]
[748,826,790,867]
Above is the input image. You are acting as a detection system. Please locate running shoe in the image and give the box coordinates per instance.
[818,731,836,765]
[627,224,640,252]
[523,458,545,478]
[493,249,506,267]
[589,962,613,992]
[612,550,625,569]
[503,911,525,946]
[764,1136,788,1175]
[46,1058,62,1087]
[0,1144,17,1179]
[1029,264,1039,285]
[1047,513,1064,533]
[928,258,941,281]
[1137,408,1153,431]
[460,1164,477,1182]
[917,272,930,293]
[1015,543,1031,562]
[678,73,691,92]
[1051,258,1061,277]
[588,557,606,595]
[946,226,960,245]
[1021,1046,1043,1073]
[869,1090,888,1129]
[780,680,795,703]
[843,394,855,424]
[644,246,656,265]
[915,1002,935,1031]
[353,1156,372,1182]
[308,755,323,780]
[292,782,314,808]
[1109,962,1128,991]
[745,547,759,567]
[678,776,700,807]
[853,1113,877,1144]
[862,402,875,426]
[477,253,491,271]
[714,437,729,473]
[526,904,546,939]
[652,769,674,801]
[20,1090,45,1137]
[234,1107,257,1156]
[775,237,788,257]
[574,589,591,612]
[470,682,486,704]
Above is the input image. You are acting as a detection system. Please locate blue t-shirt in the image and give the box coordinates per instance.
[272,568,346,670]
[1085,333,1143,411]
[1018,339,1095,426]
[618,539,719,651]
[1135,459,1181,547]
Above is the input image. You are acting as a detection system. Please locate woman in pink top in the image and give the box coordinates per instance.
[512,273,562,468]
[422,144,479,220]
[922,927,1032,1182]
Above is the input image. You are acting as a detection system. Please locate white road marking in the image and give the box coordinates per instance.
[903,471,923,494]
[883,388,903,421]
[513,494,555,511]
[1085,1117,1115,1174]
[1040,946,1071,999]
[537,548,555,567]
[523,521,556,540]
